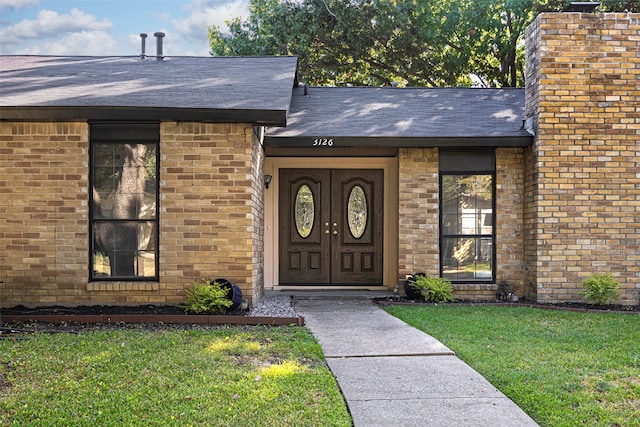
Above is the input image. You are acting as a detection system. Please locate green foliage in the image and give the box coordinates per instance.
[385,305,640,426]
[209,0,638,88]
[410,275,455,302]
[580,273,621,305]
[182,279,233,314]
[0,328,351,426]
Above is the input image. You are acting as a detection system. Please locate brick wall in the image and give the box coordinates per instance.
[249,129,265,302]
[495,148,527,297]
[525,13,640,304]
[398,147,527,300]
[0,121,264,307]
[160,122,263,304]
[398,148,440,282]
[0,122,89,306]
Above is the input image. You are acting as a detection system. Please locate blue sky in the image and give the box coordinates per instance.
[0,0,249,56]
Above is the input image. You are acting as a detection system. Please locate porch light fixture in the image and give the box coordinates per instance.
[264,174,272,189]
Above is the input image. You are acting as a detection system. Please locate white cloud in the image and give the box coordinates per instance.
[0,0,39,13]
[12,30,119,55]
[173,0,248,43]
[122,1,250,57]
[0,7,115,55]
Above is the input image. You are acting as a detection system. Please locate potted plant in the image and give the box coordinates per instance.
[404,273,426,300]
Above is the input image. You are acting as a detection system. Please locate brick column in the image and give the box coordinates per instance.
[397,148,440,282]
[525,13,640,304]
[496,148,526,297]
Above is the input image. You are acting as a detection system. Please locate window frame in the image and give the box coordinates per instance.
[439,150,496,283]
[89,122,160,282]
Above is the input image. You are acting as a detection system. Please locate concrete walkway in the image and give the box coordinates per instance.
[294,297,539,427]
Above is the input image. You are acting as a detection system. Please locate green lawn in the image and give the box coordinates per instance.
[0,326,351,427]
[384,305,640,427]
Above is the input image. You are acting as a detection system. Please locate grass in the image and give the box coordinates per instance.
[384,305,640,427]
[0,326,351,427]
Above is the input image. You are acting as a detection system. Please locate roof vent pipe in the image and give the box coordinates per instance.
[139,33,147,59]
[154,32,165,61]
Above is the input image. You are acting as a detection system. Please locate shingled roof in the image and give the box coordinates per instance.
[264,86,532,147]
[0,56,299,126]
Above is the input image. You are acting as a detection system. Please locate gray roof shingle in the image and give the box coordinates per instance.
[0,55,299,125]
[265,86,532,147]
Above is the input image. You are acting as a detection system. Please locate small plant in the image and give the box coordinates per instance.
[579,273,621,305]
[410,275,455,302]
[182,279,233,314]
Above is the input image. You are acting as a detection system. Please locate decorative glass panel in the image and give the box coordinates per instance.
[348,185,367,239]
[295,185,314,238]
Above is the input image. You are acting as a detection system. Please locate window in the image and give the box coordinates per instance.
[90,123,159,280]
[440,150,495,282]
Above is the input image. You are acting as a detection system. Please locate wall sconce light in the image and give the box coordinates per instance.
[264,174,272,189]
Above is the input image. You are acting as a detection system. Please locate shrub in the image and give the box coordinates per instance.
[410,275,455,302]
[182,279,233,314]
[579,273,621,305]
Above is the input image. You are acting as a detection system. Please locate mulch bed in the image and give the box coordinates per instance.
[4,304,197,316]
[374,297,639,314]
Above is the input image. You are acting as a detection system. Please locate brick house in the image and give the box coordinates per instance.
[1,12,638,307]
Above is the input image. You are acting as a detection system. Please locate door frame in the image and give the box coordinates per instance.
[264,157,398,290]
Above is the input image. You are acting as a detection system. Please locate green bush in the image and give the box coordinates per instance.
[410,275,455,302]
[579,273,621,305]
[182,279,233,314]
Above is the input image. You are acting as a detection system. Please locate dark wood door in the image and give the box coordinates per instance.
[279,169,383,285]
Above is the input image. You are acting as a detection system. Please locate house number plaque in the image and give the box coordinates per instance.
[312,138,334,146]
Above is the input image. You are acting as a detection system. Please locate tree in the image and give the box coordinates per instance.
[210,0,638,87]
[93,143,151,277]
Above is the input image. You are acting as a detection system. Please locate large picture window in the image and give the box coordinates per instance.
[440,151,495,282]
[90,123,159,281]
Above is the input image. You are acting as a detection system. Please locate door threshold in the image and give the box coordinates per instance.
[265,287,393,300]
[272,285,388,291]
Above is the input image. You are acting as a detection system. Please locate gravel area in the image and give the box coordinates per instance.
[249,295,299,318]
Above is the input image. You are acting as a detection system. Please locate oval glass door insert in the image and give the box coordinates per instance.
[348,185,367,239]
[295,184,314,238]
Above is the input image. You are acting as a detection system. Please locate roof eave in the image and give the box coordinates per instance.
[263,135,534,148]
[0,106,288,127]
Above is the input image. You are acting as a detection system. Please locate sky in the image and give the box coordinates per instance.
[0,0,250,57]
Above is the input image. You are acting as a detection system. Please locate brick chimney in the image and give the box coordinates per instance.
[523,12,640,304]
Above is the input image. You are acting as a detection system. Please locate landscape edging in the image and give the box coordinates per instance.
[3,314,305,326]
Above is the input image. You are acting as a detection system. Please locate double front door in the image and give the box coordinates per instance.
[279,169,383,285]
